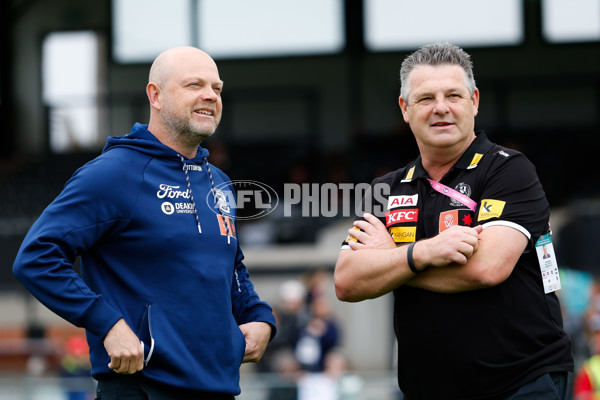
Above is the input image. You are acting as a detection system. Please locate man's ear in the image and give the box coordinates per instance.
[472,88,480,117]
[146,82,161,111]
[399,96,409,123]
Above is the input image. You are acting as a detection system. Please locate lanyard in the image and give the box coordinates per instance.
[426,178,478,212]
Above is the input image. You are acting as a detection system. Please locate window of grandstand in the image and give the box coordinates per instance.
[541,0,600,43]
[364,0,523,51]
[196,0,344,59]
[112,0,192,63]
[42,31,105,153]
[111,0,344,63]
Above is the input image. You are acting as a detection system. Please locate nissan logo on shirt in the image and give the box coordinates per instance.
[385,209,419,226]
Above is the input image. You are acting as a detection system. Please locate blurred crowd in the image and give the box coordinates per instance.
[257,267,600,400]
[562,269,600,400]
[258,270,364,400]
[13,266,600,400]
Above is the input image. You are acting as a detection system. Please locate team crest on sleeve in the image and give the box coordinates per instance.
[388,194,418,209]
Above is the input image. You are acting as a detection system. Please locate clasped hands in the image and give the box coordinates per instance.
[347,213,482,269]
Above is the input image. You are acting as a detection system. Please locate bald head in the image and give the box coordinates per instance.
[146,46,224,158]
[149,47,218,88]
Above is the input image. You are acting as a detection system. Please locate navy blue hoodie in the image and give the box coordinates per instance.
[13,123,276,395]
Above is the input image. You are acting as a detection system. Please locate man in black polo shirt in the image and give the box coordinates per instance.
[334,43,573,399]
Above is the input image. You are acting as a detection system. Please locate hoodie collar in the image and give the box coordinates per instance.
[103,123,210,162]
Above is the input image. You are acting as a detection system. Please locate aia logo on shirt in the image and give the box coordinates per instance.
[439,209,474,232]
[385,209,419,227]
[387,194,418,209]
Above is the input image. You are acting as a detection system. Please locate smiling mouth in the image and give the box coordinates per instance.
[195,110,214,116]
[431,121,453,127]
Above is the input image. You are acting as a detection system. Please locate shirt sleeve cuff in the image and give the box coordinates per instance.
[78,297,124,339]
[481,220,531,239]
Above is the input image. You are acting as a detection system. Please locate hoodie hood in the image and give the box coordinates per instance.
[103,123,210,162]
[104,123,232,241]
[103,122,231,239]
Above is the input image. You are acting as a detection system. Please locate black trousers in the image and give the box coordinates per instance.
[95,374,236,400]
[402,372,569,400]
[502,372,569,400]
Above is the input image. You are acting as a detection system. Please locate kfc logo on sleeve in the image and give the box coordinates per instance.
[388,194,418,209]
[385,209,419,226]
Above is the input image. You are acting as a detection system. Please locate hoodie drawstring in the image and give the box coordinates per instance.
[177,154,231,244]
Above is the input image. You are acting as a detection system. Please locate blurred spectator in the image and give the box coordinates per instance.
[278,279,311,347]
[267,348,301,400]
[305,270,333,306]
[578,281,600,359]
[297,349,363,400]
[573,352,600,400]
[559,269,596,371]
[60,335,91,400]
[573,325,600,400]
[259,279,310,372]
[572,278,600,400]
[294,295,340,372]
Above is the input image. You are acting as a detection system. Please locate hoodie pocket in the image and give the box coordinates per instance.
[234,323,247,364]
[136,304,155,366]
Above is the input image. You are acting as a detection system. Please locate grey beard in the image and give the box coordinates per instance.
[167,118,214,147]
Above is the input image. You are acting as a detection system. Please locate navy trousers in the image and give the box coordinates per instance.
[95,374,236,400]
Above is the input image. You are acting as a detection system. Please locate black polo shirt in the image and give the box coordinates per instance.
[343,132,573,399]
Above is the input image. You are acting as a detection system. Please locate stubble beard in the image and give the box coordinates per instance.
[162,109,216,148]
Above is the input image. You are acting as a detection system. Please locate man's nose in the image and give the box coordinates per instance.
[200,87,218,102]
[432,97,450,114]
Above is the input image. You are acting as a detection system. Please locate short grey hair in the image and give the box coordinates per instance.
[399,42,476,101]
